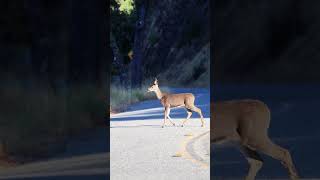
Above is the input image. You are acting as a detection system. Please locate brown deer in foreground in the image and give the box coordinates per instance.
[147,78,204,127]
[211,100,299,180]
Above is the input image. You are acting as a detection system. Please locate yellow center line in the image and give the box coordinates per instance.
[177,131,210,168]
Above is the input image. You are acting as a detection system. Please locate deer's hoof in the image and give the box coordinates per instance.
[173,123,176,126]
[290,174,300,180]
[181,125,184,127]
[161,126,164,128]
[201,124,205,127]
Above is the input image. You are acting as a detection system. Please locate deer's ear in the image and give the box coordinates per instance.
[154,78,158,85]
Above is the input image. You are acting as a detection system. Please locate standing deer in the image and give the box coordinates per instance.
[211,100,299,180]
[147,78,204,127]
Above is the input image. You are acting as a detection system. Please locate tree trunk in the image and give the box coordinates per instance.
[130,1,146,88]
[110,32,129,87]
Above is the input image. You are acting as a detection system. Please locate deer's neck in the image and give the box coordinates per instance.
[154,88,163,100]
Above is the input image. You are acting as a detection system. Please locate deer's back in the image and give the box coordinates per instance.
[211,99,271,140]
[161,93,194,107]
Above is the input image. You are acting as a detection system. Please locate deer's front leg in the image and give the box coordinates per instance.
[166,107,175,126]
[162,107,168,128]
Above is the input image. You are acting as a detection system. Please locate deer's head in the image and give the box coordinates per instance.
[147,78,159,92]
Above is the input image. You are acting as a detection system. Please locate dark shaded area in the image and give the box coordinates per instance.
[0,0,108,91]
[140,0,210,84]
[213,0,320,83]
[0,0,109,164]
[111,0,210,87]
[212,0,320,178]
[55,127,108,158]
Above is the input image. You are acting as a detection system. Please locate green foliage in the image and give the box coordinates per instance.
[111,0,136,66]
[116,0,135,15]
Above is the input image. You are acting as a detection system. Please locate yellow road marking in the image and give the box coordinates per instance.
[176,131,209,168]
[172,153,183,157]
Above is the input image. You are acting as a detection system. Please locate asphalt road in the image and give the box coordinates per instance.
[110,88,210,180]
[0,128,109,180]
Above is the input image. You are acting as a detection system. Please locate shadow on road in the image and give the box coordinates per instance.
[110,124,159,128]
[11,175,108,180]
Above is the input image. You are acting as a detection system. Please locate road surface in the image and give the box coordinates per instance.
[110,88,210,180]
[0,128,109,180]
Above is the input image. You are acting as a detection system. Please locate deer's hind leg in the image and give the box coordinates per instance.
[255,138,299,180]
[188,105,204,127]
[239,145,263,180]
[181,109,192,127]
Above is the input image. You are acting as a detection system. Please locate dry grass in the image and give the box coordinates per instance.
[110,79,172,112]
[110,84,153,112]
